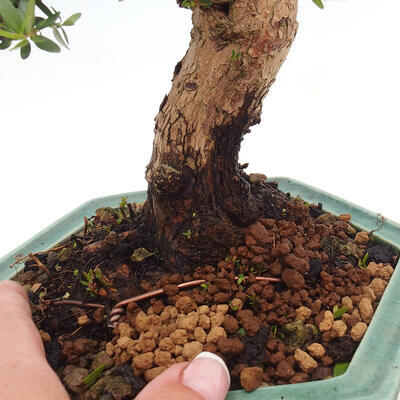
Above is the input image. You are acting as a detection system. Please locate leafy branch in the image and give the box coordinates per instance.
[0,0,81,59]
[1,0,324,59]
[80,267,112,296]
[182,0,212,10]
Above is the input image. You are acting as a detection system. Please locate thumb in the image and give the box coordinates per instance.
[136,352,230,400]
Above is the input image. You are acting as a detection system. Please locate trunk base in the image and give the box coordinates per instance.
[145,177,289,273]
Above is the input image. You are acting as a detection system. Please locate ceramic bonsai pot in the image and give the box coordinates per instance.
[1,177,399,400]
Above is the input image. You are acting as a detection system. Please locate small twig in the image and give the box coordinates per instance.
[56,269,76,275]
[127,203,136,219]
[38,301,46,317]
[75,237,92,246]
[44,289,58,299]
[9,245,67,269]
[238,174,251,194]
[35,315,46,325]
[83,240,113,254]
[119,206,128,219]
[51,299,105,309]
[82,230,137,254]
[254,276,281,283]
[30,254,54,280]
[119,230,138,242]
[83,216,89,235]
[370,213,386,235]
[58,326,82,341]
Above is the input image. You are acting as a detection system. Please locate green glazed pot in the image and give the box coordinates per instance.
[1,178,399,400]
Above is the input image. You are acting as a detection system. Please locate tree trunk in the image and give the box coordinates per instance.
[145,0,298,271]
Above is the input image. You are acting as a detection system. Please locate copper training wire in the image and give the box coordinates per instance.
[107,276,281,327]
[50,276,281,327]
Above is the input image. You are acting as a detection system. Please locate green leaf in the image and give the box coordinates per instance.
[358,252,369,269]
[83,364,106,387]
[21,0,35,34]
[182,0,195,9]
[35,12,60,30]
[312,0,324,9]
[53,27,68,49]
[35,0,52,17]
[34,16,44,25]
[119,196,128,208]
[20,40,30,58]
[333,362,349,377]
[62,12,81,26]
[199,0,212,8]
[0,0,23,32]
[31,35,60,52]
[237,273,245,284]
[306,323,319,335]
[0,37,11,49]
[237,328,247,336]
[0,28,22,39]
[82,269,95,283]
[10,37,27,50]
[60,26,69,44]
[130,247,155,262]
[182,229,192,238]
[18,0,28,14]
[95,268,112,287]
[333,306,347,320]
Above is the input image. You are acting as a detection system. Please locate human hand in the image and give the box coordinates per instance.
[0,280,230,400]
[0,280,69,400]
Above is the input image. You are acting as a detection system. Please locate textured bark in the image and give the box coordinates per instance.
[145,0,298,271]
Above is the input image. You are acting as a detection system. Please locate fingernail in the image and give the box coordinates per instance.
[181,352,230,400]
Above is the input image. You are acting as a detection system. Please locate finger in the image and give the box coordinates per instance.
[136,352,230,400]
[0,280,70,400]
[0,280,44,358]
[0,280,32,315]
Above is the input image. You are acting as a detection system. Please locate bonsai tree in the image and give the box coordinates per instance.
[1,0,323,270]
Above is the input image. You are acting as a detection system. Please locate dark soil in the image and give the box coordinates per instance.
[12,181,398,398]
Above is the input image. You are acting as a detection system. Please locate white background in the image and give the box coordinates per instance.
[1,0,399,258]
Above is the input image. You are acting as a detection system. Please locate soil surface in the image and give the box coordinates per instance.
[12,181,398,398]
